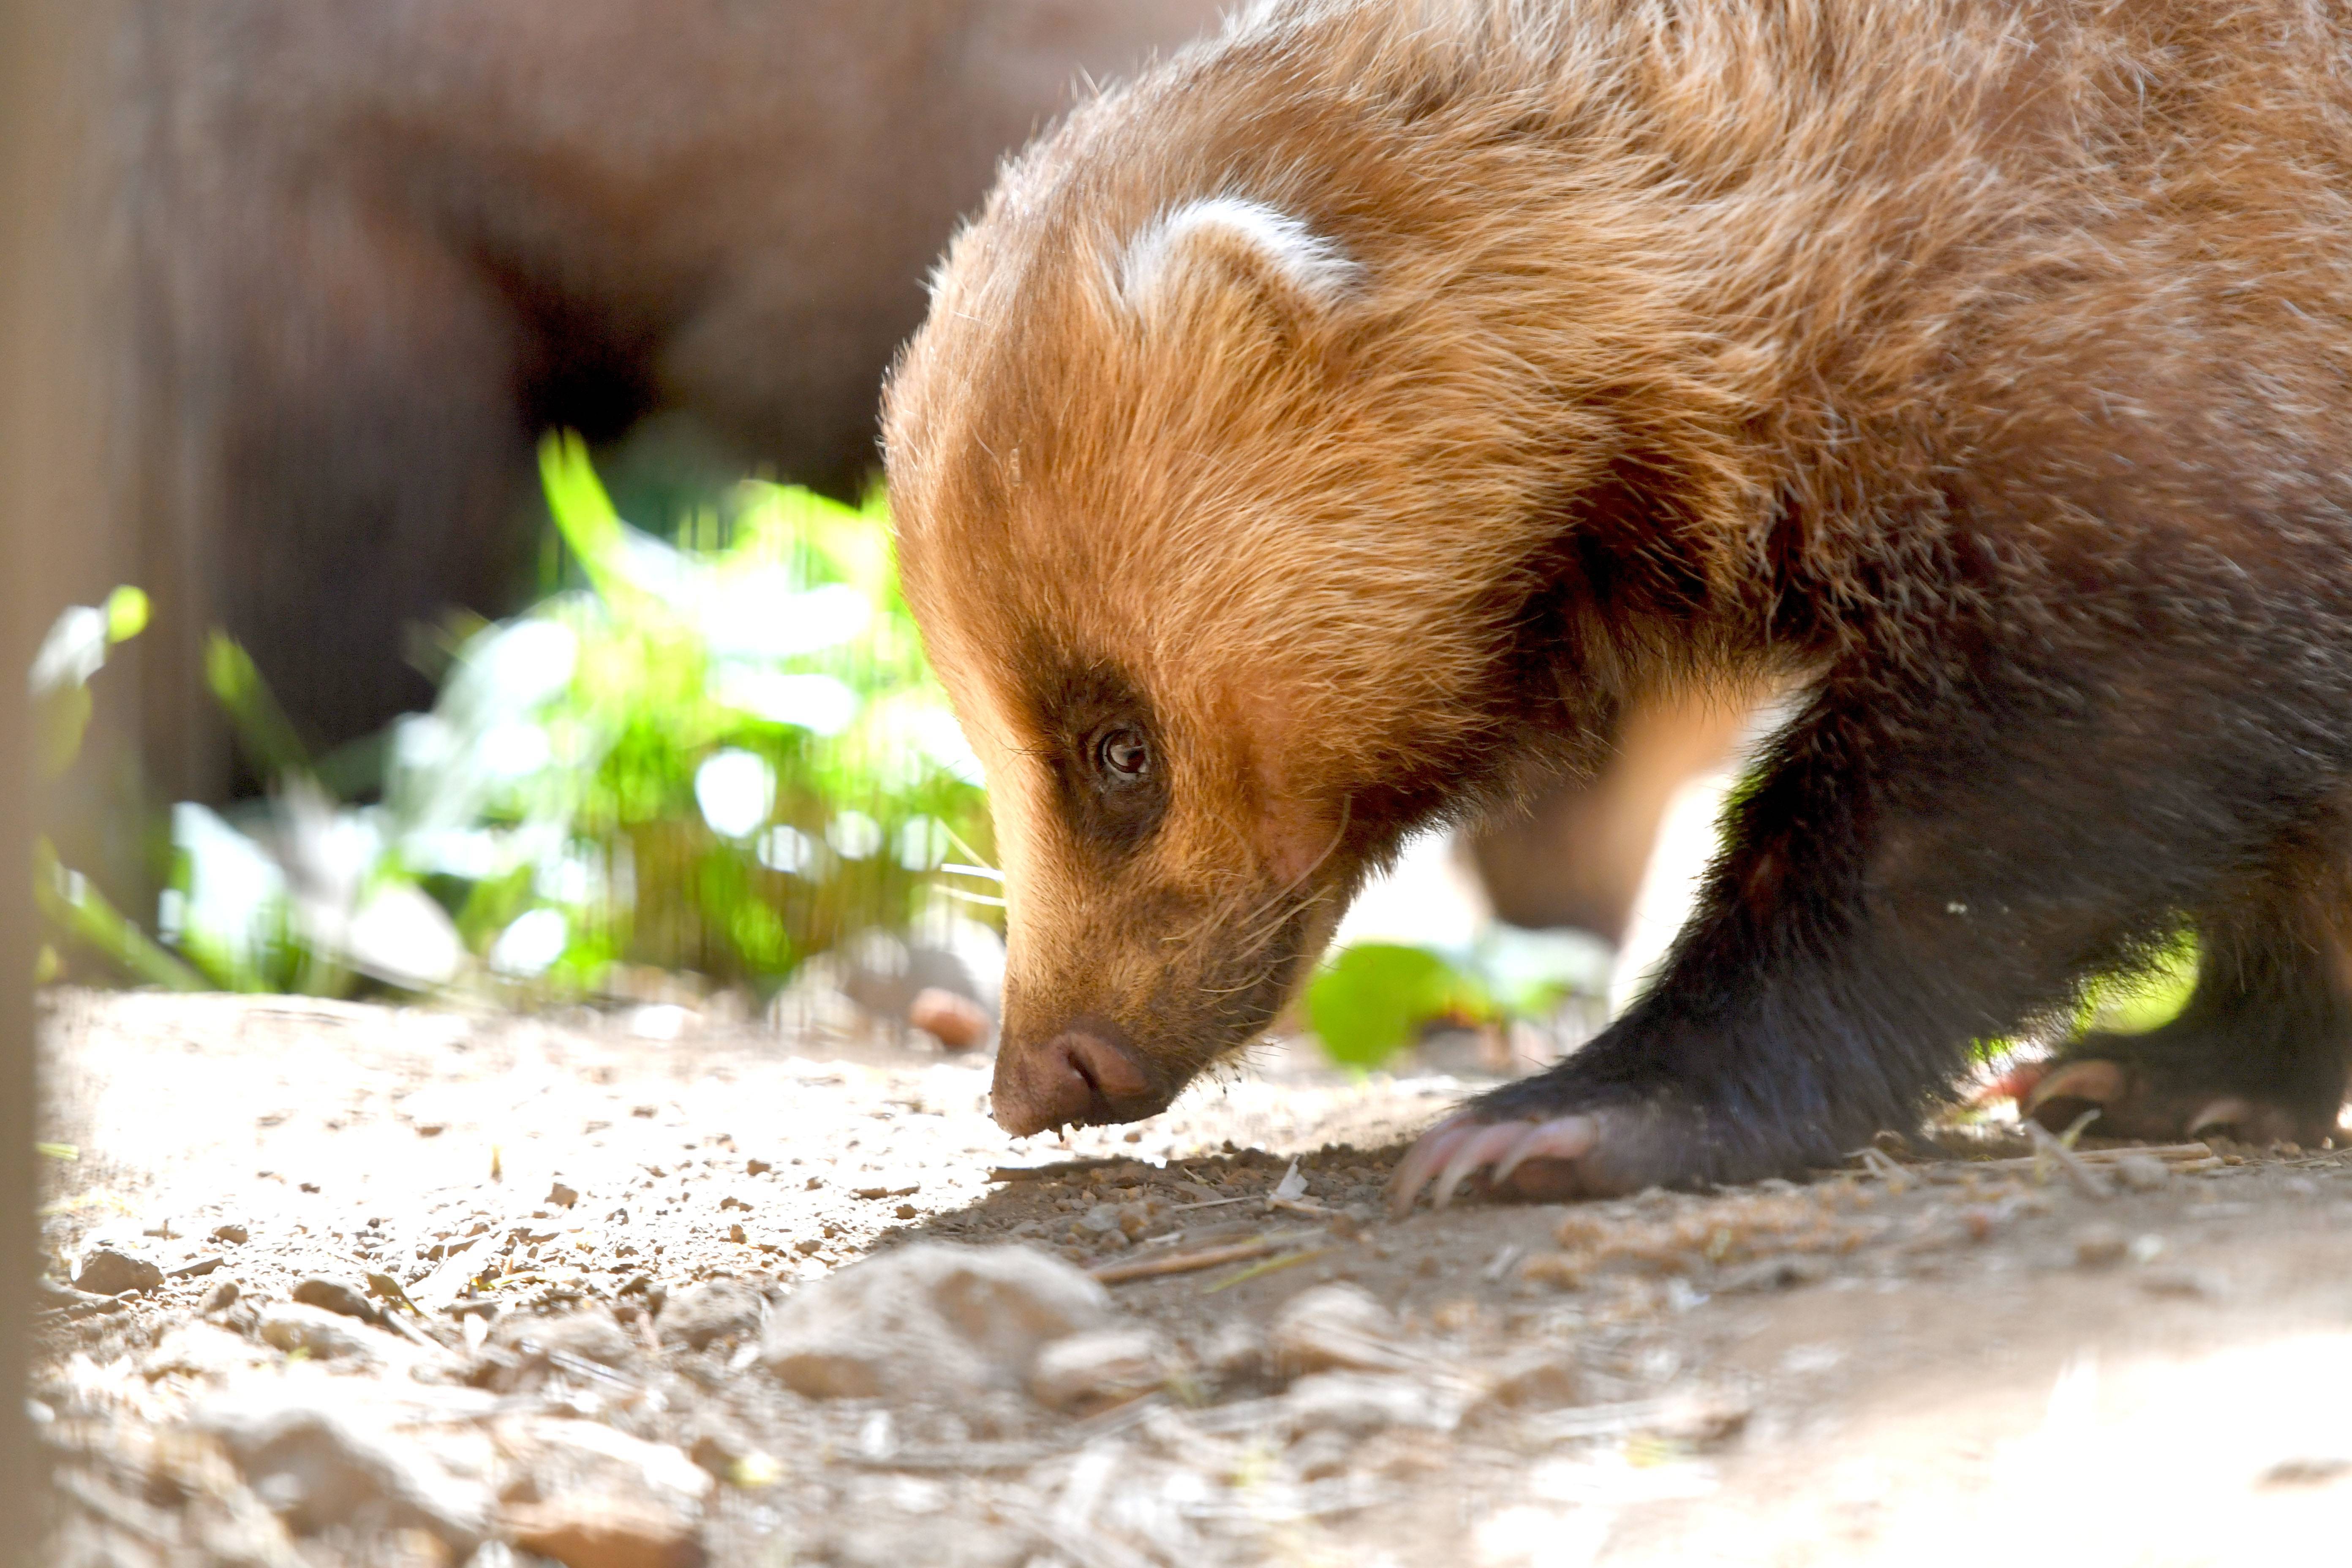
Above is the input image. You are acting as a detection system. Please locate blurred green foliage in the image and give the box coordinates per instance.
[39,435,995,1001]
[2076,929,2199,1035]
[1306,942,1494,1068]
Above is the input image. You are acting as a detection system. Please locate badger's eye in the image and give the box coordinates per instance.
[1093,724,1152,784]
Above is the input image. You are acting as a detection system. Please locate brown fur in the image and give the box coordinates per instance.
[887,0,2352,1164]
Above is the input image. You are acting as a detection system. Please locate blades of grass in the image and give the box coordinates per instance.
[940,824,997,872]
[1201,1246,1342,1294]
[539,430,650,614]
[312,729,390,800]
[205,632,312,781]
[32,838,207,991]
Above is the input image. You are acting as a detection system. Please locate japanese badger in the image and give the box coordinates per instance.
[881,0,2352,1206]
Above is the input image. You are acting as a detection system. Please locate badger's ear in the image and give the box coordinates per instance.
[1112,197,1362,331]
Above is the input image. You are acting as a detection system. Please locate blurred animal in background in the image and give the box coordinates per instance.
[60,0,1226,865]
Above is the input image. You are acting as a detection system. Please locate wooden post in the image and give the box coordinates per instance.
[0,1,108,1549]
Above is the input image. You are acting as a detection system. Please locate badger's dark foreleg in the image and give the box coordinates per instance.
[1393,633,2352,1209]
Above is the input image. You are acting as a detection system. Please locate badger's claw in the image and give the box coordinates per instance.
[2023,1059,2126,1118]
[2024,1054,2324,1145]
[1389,1111,1600,1216]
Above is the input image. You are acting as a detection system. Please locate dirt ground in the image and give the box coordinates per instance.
[28,987,2352,1567]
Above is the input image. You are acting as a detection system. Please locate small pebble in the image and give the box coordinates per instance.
[74,1247,164,1297]
[1029,1327,1168,1412]
[291,1274,381,1323]
[661,1279,765,1351]
[2073,1225,2127,1268]
[505,1494,701,1568]
[2140,1266,2224,1299]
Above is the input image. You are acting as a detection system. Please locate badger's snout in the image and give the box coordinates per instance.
[991,1019,1167,1134]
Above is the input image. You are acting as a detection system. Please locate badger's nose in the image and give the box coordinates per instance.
[991,1023,1161,1135]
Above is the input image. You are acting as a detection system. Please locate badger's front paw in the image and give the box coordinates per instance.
[1383,1091,1740,1213]
[1387,1067,1839,1213]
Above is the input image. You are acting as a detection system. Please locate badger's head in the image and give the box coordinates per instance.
[881,68,1682,1134]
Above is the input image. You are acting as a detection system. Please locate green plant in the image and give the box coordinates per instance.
[1305,942,1495,1068]
[39,436,996,1000]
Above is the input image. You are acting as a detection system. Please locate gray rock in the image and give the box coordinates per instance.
[74,1245,164,1297]
[292,1274,381,1324]
[659,1279,764,1351]
[200,1277,242,1315]
[197,1386,491,1553]
[760,1242,1110,1402]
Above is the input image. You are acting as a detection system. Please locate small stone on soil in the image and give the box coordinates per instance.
[259,1304,413,1366]
[2073,1225,2128,1268]
[197,1384,492,1554]
[1029,1326,1168,1412]
[293,1274,382,1323]
[1285,1372,1460,1437]
[1271,1283,1414,1378]
[760,1242,1109,1401]
[496,1305,637,1368]
[74,1245,164,1297]
[503,1493,702,1568]
[659,1279,764,1351]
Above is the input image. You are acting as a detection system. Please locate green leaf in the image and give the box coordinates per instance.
[103,585,150,643]
[205,632,312,781]
[1306,943,1492,1069]
[35,682,91,779]
[539,430,647,612]
[33,838,208,992]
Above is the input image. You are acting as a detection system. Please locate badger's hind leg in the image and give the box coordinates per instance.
[2028,828,2352,1149]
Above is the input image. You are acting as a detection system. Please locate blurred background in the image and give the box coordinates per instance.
[21,0,1760,1080]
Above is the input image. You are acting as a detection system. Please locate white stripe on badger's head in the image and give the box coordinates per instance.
[1114,196,1362,313]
